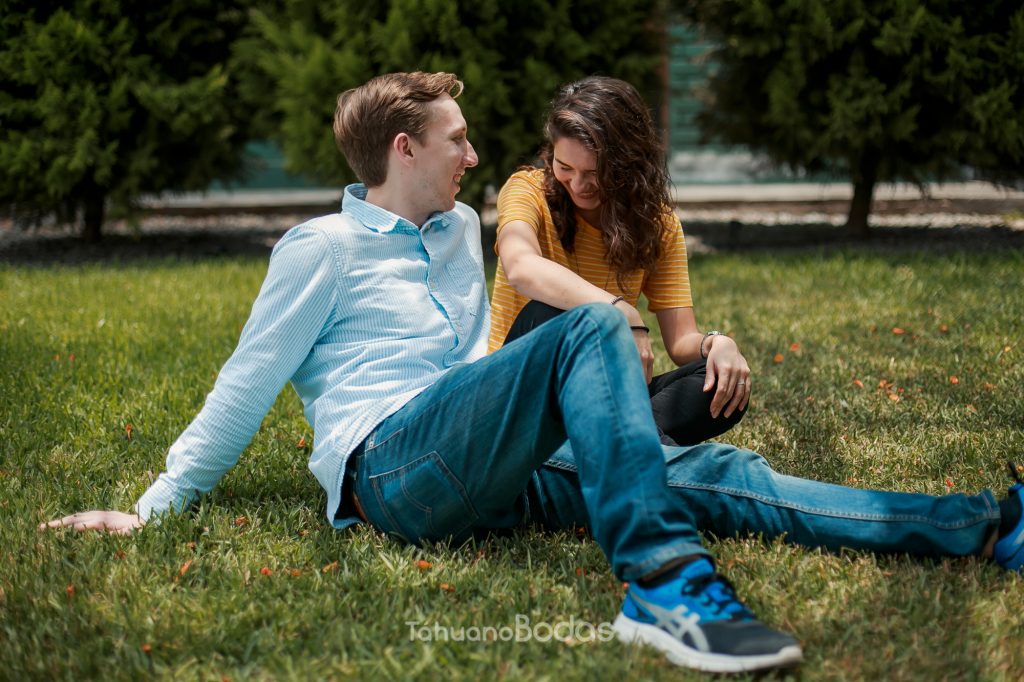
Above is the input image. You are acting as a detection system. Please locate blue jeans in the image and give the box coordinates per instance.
[504,299,746,445]
[349,305,1000,579]
[349,304,703,580]
[529,444,999,559]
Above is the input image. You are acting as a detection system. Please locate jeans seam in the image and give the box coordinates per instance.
[672,482,999,529]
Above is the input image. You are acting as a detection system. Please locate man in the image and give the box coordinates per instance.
[44,72,1024,675]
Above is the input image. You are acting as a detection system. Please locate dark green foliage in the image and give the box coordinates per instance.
[678,1,1024,236]
[0,1,254,241]
[234,0,666,206]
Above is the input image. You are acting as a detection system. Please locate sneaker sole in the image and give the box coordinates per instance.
[612,613,803,673]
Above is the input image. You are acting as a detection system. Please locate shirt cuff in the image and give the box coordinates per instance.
[135,476,193,522]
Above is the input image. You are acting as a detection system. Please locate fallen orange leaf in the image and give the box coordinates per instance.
[575,567,584,576]
[65,584,75,598]
[892,327,905,335]
[296,436,306,449]
[966,404,978,414]
[416,560,433,570]
[179,559,193,577]
[439,583,455,593]
[944,478,953,490]
[68,353,75,363]
[1004,345,1012,353]
[888,393,900,402]
[234,516,247,527]
[789,342,801,351]
[852,379,864,389]
[773,353,784,363]
[141,643,152,654]
[982,382,996,390]
[260,566,272,576]
[949,375,959,385]
[124,423,134,440]
[938,324,949,333]
[290,569,302,577]
[322,561,339,573]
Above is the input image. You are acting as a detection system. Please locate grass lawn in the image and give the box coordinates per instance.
[1,245,1022,680]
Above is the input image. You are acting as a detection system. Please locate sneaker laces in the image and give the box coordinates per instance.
[681,571,755,622]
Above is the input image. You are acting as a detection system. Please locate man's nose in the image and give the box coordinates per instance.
[464,142,479,168]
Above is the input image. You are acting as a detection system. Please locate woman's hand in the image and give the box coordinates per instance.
[40,510,144,535]
[703,336,751,418]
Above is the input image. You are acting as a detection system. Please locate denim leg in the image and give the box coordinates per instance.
[530,441,999,558]
[350,304,706,580]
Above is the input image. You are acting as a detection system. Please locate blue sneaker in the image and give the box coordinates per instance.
[993,462,1024,571]
[613,558,802,673]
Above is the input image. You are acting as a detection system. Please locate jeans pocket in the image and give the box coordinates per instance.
[368,451,478,543]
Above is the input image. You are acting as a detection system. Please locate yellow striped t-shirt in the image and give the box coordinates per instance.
[488,168,692,353]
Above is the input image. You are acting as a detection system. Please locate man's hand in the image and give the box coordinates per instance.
[633,328,655,384]
[703,336,751,418]
[40,510,144,535]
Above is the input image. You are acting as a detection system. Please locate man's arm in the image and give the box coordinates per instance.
[43,227,340,532]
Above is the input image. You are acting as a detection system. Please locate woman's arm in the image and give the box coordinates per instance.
[497,219,655,381]
[656,307,751,419]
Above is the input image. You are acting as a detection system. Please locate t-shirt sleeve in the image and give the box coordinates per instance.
[642,211,693,311]
[495,171,545,247]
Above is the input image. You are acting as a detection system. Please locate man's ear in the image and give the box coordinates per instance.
[392,132,415,167]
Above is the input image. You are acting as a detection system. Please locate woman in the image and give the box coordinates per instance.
[490,76,750,446]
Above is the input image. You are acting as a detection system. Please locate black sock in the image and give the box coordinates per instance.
[998,493,1022,538]
[636,555,704,588]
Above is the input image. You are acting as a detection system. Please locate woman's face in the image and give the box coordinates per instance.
[552,137,600,212]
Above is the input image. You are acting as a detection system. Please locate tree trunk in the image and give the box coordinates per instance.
[81,196,104,243]
[845,151,879,240]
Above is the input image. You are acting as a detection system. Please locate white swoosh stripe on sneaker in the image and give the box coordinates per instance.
[627,593,708,652]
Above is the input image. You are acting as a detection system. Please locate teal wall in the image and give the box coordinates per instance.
[667,23,726,153]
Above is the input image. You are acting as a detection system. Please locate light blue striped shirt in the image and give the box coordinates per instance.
[135,184,490,526]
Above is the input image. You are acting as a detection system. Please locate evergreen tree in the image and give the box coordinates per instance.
[0,1,253,242]
[234,0,666,207]
[679,1,1024,236]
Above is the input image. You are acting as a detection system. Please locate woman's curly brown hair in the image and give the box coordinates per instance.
[540,76,673,288]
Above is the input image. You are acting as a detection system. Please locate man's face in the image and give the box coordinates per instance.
[409,95,478,215]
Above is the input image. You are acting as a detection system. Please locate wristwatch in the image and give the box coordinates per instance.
[700,330,721,359]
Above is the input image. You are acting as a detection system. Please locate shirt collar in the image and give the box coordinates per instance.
[342,184,454,233]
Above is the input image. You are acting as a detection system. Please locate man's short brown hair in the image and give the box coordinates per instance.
[333,72,464,187]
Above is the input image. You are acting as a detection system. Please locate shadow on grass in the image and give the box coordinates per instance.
[3,221,1023,268]
[684,222,1024,255]
[0,226,288,267]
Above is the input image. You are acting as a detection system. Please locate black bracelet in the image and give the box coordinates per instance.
[630,325,650,333]
[609,295,625,307]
